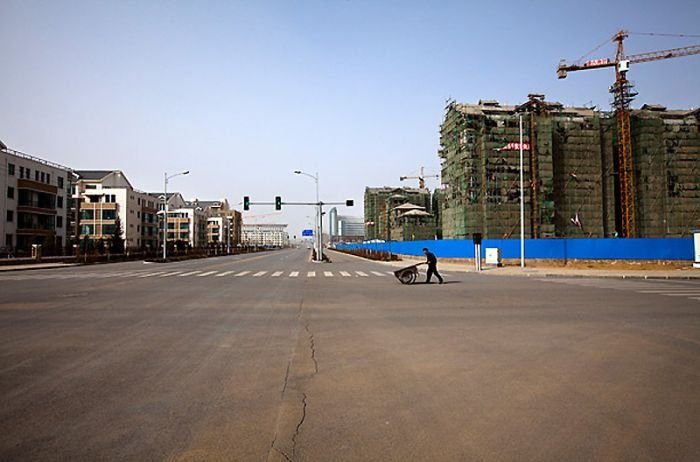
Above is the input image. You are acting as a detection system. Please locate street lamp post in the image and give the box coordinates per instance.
[294,170,322,261]
[163,170,189,260]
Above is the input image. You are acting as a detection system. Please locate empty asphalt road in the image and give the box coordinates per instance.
[1,248,699,461]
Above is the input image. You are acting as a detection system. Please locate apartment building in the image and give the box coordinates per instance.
[73,170,154,251]
[242,223,289,248]
[197,199,242,250]
[1,142,72,256]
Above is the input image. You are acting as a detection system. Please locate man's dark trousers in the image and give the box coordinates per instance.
[426,263,443,284]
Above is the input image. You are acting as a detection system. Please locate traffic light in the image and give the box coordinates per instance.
[346,199,354,207]
[243,196,250,211]
[275,196,282,210]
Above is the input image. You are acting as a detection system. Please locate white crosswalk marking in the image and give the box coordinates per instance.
[253,271,267,277]
[235,271,250,277]
[355,271,369,277]
[139,272,164,278]
[340,271,352,277]
[290,271,299,277]
[307,271,316,277]
[324,271,333,277]
[271,271,283,277]
[198,271,218,277]
[159,271,183,277]
[179,271,202,277]
[215,271,235,277]
[371,271,386,277]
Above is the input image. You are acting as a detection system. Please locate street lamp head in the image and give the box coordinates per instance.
[293,170,302,174]
[182,170,190,175]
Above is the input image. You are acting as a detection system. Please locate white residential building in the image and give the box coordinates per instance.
[1,142,72,256]
[242,224,289,248]
[74,170,154,251]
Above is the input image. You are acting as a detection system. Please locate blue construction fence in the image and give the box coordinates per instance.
[335,238,694,260]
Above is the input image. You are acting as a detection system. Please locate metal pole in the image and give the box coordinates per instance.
[163,172,168,260]
[316,172,323,262]
[519,114,525,268]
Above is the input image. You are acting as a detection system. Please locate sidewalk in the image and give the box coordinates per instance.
[381,255,700,280]
[0,262,79,272]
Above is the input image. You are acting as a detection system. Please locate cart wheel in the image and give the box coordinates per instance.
[398,271,413,284]
[408,272,417,284]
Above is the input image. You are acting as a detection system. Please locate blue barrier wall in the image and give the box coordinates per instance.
[336,238,694,260]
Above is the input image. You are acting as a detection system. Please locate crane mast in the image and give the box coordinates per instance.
[557,30,700,237]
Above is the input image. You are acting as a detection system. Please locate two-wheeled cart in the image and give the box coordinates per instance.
[393,262,425,285]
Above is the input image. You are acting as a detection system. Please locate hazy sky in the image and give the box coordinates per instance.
[2,0,699,236]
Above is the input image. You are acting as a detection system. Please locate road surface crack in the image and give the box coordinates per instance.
[305,322,319,374]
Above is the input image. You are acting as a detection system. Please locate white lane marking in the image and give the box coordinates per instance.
[324,271,333,277]
[355,271,369,277]
[253,271,267,277]
[307,271,316,278]
[661,293,700,297]
[371,271,386,277]
[271,271,283,277]
[637,289,700,293]
[691,298,700,301]
[290,271,299,277]
[340,271,352,277]
[139,272,164,278]
[235,271,250,277]
[198,271,218,277]
[159,271,183,277]
[215,271,235,277]
[179,271,202,277]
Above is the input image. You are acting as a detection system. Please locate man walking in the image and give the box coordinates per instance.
[423,247,444,284]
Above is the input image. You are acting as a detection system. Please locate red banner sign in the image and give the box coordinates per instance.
[501,142,530,151]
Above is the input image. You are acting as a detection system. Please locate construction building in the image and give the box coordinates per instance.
[438,95,700,239]
[1,141,72,256]
[364,187,433,241]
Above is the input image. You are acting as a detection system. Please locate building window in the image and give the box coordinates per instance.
[86,184,96,189]
[5,234,12,246]
[35,171,39,181]
[56,216,63,228]
[58,176,64,188]
[102,210,116,220]
[46,173,50,184]
[6,210,14,222]
[102,224,116,235]
[80,210,95,220]
[111,194,116,203]
[7,186,14,199]
[19,166,24,178]
[80,224,95,235]
[8,164,14,176]
[57,196,63,208]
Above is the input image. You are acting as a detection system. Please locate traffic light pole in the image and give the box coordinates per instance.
[243,198,353,262]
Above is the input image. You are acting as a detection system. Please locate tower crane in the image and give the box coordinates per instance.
[399,166,439,189]
[557,30,700,237]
